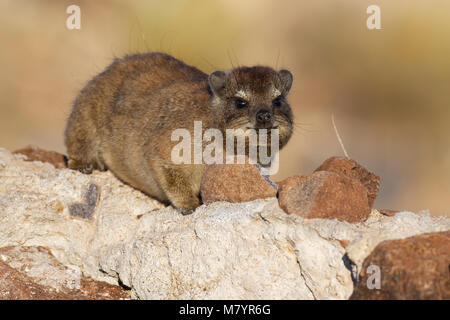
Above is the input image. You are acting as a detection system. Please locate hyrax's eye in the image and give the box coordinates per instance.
[235,98,248,108]
[272,97,282,107]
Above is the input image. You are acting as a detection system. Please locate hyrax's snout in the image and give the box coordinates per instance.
[256,109,273,126]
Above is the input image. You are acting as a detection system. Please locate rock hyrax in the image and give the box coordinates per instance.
[65,52,294,213]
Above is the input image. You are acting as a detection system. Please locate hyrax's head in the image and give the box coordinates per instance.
[208,66,293,149]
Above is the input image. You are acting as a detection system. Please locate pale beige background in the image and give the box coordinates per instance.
[1,0,449,215]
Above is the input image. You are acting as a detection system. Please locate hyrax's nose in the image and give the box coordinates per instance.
[256,109,272,124]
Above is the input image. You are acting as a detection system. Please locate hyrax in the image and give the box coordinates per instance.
[65,52,294,213]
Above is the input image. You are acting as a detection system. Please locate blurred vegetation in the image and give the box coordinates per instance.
[0,0,449,215]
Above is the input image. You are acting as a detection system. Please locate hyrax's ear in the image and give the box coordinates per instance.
[209,70,229,97]
[278,69,293,94]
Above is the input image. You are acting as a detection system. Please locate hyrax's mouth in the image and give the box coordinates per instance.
[226,116,291,143]
[246,120,280,130]
[228,119,281,131]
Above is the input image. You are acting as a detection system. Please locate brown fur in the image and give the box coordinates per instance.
[65,52,294,213]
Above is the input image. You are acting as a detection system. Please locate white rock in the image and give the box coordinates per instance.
[0,147,449,299]
[0,246,82,292]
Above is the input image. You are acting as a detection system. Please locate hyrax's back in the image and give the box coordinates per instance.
[65,52,213,210]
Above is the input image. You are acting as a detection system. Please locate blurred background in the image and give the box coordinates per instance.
[1,0,449,215]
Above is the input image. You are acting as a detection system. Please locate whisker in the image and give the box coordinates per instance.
[199,55,217,71]
[227,120,252,129]
[227,49,241,89]
[275,48,281,70]
[293,123,317,133]
[230,47,241,68]
[135,16,149,52]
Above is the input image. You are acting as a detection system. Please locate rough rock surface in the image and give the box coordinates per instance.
[314,157,381,208]
[277,171,371,223]
[0,246,128,300]
[378,209,399,217]
[200,162,277,204]
[350,231,450,300]
[13,145,67,169]
[1,147,449,299]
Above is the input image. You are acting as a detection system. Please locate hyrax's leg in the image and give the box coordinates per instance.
[68,159,95,174]
[153,164,201,214]
[65,108,106,174]
[67,159,106,174]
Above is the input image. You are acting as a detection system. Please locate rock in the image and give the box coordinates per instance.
[341,210,450,272]
[0,246,128,300]
[350,231,450,300]
[379,209,399,217]
[200,161,277,204]
[314,157,380,207]
[277,171,371,223]
[0,147,449,299]
[339,240,351,248]
[13,145,67,169]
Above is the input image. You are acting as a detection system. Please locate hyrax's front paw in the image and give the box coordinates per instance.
[159,166,202,215]
[180,208,195,215]
[175,195,201,215]
[68,159,94,174]
[172,194,201,216]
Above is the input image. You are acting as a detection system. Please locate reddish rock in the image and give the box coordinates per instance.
[13,145,67,169]
[277,171,371,223]
[314,157,380,208]
[350,231,450,300]
[0,260,73,300]
[339,239,351,248]
[0,246,128,300]
[200,162,277,204]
